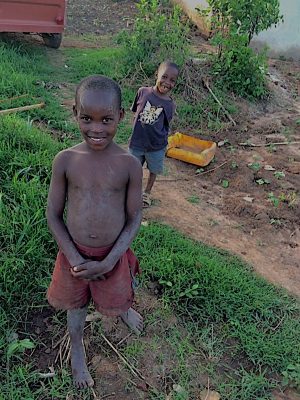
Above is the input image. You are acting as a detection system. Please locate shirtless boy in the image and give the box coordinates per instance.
[46,75,143,388]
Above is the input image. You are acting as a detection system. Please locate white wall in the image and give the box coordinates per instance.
[252,0,300,61]
[172,0,300,60]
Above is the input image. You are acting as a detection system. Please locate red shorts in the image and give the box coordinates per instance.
[47,242,140,316]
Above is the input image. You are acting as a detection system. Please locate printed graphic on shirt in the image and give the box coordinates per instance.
[139,101,163,125]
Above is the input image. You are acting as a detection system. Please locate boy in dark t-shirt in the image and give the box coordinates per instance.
[129,61,179,208]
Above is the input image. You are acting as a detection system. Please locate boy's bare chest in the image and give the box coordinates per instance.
[66,156,128,193]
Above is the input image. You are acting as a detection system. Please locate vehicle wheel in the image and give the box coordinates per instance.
[42,33,62,49]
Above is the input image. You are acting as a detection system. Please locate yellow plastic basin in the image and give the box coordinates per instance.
[167,132,216,167]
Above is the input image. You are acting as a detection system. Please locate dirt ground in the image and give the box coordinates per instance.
[65,0,137,36]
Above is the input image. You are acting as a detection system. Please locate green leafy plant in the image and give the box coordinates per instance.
[248,162,261,172]
[200,0,283,44]
[274,171,285,179]
[118,0,189,76]
[198,0,282,98]
[282,364,300,390]
[268,192,280,207]
[179,284,199,298]
[187,195,200,204]
[222,179,229,188]
[270,218,282,227]
[212,32,267,98]
[256,178,270,185]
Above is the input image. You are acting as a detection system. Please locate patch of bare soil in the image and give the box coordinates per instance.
[145,61,300,298]
[65,0,137,36]
[25,291,209,399]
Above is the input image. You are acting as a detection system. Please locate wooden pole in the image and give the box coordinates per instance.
[0,102,45,115]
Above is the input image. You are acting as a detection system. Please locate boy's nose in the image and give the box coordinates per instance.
[91,122,104,133]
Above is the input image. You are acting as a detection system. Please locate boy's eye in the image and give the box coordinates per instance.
[103,117,113,123]
[81,116,91,122]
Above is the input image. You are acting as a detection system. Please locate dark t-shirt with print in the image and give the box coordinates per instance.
[129,86,176,152]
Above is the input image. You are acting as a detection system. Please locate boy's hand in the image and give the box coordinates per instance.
[70,260,111,280]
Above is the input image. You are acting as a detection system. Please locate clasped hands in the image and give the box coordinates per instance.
[70,259,112,280]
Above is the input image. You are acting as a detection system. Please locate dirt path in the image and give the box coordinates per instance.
[65,0,137,36]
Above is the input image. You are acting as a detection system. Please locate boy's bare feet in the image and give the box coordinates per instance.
[120,307,143,334]
[71,340,94,389]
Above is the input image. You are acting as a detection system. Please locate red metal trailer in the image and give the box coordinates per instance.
[0,0,66,48]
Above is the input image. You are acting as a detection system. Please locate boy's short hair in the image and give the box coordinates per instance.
[158,60,180,73]
[75,75,122,109]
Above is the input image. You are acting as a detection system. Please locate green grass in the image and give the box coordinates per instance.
[0,34,299,399]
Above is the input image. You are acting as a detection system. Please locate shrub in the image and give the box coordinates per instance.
[203,0,283,43]
[212,32,268,99]
[118,0,189,76]
[198,0,282,99]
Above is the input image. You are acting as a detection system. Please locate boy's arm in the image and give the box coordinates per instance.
[130,88,141,113]
[46,152,86,268]
[73,156,142,277]
[103,156,143,266]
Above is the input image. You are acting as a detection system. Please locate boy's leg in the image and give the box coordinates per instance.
[144,148,165,198]
[120,308,144,335]
[144,172,157,194]
[67,307,94,388]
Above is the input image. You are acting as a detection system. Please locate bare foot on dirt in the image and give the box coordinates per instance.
[71,341,94,389]
[120,307,143,334]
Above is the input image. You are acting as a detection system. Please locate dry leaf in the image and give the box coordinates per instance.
[141,220,149,227]
[264,165,275,171]
[243,196,254,203]
[199,389,221,400]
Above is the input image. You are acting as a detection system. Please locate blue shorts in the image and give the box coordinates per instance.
[129,147,166,175]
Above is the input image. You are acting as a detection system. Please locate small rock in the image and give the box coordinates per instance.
[44,348,51,354]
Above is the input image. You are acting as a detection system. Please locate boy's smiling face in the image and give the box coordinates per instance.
[74,89,124,151]
[155,64,179,96]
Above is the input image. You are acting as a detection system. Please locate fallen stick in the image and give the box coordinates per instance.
[156,177,191,182]
[52,331,68,349]
[239,140,300,147]
[198,160,228,175]
[202,79,237,126]
[100,333,141,380]
[100,333,156,391]
[0,102,45,115]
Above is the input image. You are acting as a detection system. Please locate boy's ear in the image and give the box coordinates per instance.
[119,107,125,121]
